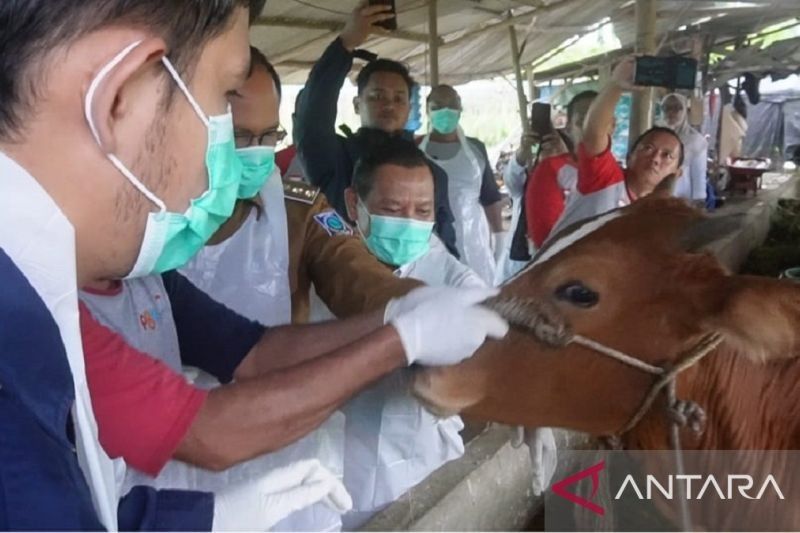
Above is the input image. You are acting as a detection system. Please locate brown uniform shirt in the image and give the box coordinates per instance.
[282,180,421,323]
[209,179,421,324]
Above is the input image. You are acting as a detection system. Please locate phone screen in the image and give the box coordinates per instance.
[529,102,553,138]
[368,0,397,31]
[634,56,697,90]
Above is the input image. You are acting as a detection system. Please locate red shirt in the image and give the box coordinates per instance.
[276,145,298,176]
[524,153,578,248]
[79,302,207,476]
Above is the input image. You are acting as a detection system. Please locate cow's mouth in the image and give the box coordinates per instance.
[410,367,469,417]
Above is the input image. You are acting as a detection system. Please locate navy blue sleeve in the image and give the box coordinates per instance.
[295,37,354,217]
[428,161,460,258]
[469,138,503,206]
[161,271,266,384]
[118,486,214,532]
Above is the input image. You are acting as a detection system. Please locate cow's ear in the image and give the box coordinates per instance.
[705,276,800,361]
[650,173,677,199]
[679,214,745,253]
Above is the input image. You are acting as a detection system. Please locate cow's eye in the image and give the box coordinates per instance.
[555,281,599,308]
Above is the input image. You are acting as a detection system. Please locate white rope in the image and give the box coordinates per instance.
[571,334,665,375]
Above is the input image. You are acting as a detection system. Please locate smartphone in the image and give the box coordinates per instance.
[634,56,698,90]
[529,102,554,138]
[368,0,397,31]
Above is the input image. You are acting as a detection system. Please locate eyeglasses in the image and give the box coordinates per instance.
[234,125,287,148]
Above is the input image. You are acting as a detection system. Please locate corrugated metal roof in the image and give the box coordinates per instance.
[250,0,799,85]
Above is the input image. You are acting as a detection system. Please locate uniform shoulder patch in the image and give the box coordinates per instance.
[313,210,353,237]
[283,179,320,205]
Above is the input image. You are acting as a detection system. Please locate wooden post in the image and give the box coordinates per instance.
[428,0,439,87]
[509,23,529,132]
[527,68,536,103]
[689,34,705,128]
[630,0,657,144]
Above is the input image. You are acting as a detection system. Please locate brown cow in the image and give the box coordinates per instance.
[412,197,800,528]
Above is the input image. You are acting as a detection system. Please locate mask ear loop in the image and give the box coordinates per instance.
[84,40,167,213]
[355,199,372,240]
[160,57,210,128]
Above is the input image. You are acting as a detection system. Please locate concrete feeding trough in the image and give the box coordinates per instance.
[362,172,799,532]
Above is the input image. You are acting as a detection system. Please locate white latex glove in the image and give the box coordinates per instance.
[384,286,445,324]
[526,427,558,496]
[491,231,509,265]
[212,459,352,531]
[389,287,509,366]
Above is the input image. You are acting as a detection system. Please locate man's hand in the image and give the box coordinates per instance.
[611,55,637,91]
[515,132,538,166]
[340,2,395,52]
[387,287,509,367]
[540,133,569,159]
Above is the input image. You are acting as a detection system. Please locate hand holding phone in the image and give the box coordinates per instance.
[367,0,397,31]
[341,2,396,51]
[529,102,554,138]
[611,56,637,90]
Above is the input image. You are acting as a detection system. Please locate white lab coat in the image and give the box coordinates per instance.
[180,168,346,532]
[420,128,496,285]
[497,157,533,285]
[309,236,485,530]
[0,152,120,530]
[659,94,708,201]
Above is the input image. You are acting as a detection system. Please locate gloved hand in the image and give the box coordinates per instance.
[212,459,352,531]
[388,286,509,366]
[526,427,558,496]
[384,286,444,324]
[491,231,509,265]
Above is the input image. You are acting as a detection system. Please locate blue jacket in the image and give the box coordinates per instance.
[295,37,460,258]
[0,248,213,531]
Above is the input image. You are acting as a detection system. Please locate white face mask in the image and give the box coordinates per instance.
[84,41,243,278]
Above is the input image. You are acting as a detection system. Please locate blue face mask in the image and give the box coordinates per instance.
[85,41,243,278]
[357,202,434,266]
[429,108,461,135]
[235,145,276,199]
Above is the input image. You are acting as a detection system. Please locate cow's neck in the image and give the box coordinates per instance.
[626,347,800,450]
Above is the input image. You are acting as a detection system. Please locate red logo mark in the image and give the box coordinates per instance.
[551,460,606,516]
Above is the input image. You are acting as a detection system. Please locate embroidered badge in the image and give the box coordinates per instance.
[313,211,353,237]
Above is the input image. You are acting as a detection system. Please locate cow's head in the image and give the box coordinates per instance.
[413,197,800,437]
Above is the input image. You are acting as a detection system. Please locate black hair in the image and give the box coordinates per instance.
[566,90,598,124]
[249,0,267,23]
[629,126,685,167]
[0,0,260,141]
[733,94,748,120]
[352,136,431,199]
[355,58,415,97]
[426,84,459,104]
[249,46,281,100]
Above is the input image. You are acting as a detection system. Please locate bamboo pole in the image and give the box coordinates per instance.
[429,0,439,87]
[253,15,436,44]
[509,22,529,133]
[630,0,658,144]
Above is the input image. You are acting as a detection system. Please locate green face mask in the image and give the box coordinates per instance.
[429,108,461,134]
[235,145,276,199]
[357,202,434,266]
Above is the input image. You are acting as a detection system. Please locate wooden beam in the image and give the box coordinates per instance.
[253,15,439,44]
[630,0,657,144]
[401,0,579,66]
[509,21,529,133]
[429,0,440,86]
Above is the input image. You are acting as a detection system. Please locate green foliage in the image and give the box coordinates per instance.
[741,199,800,276]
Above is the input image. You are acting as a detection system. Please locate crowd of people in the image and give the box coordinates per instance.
[0,0,751,531]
